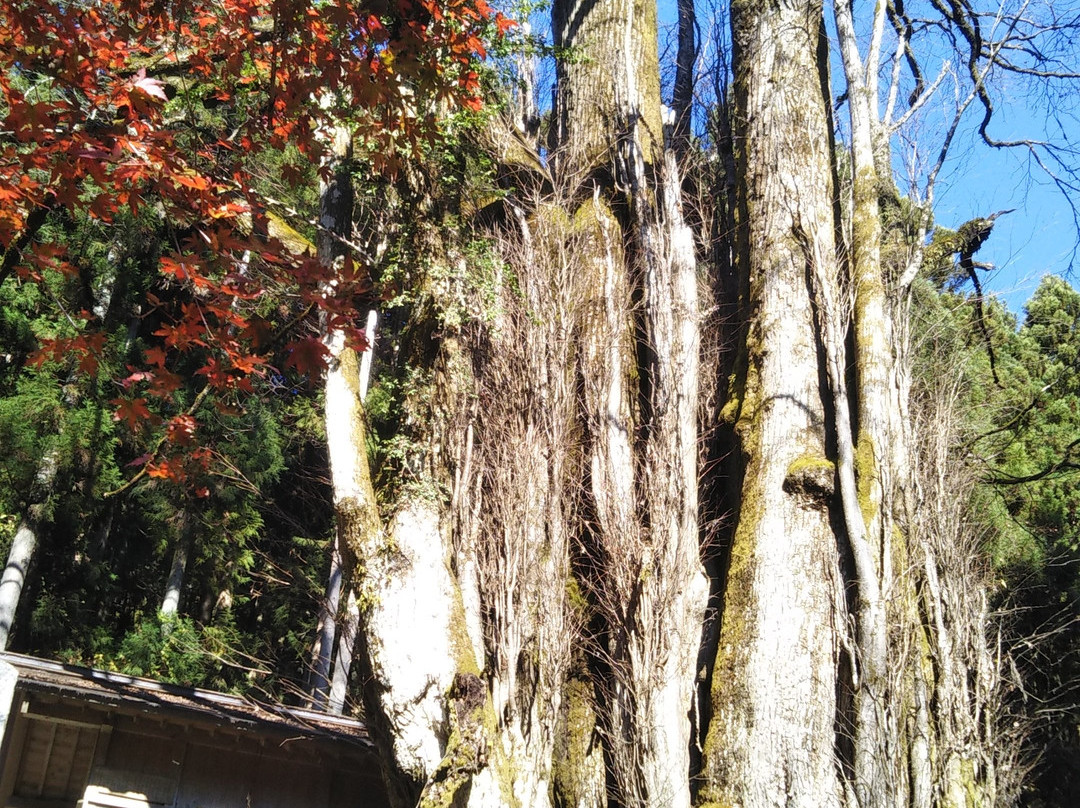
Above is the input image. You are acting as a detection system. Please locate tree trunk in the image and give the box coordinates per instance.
[321,308,376,713]
[336,0,710,801]
[328,584,359,716]
[833,12,896,806]
[160,520,193,617]
[699,3,845,805]
[309,532,344,707]
[321,1,1009,805]
[0,521,39,651]
[0,451,59,651]
[320,174,492,804]
[551,0,708,804]
[672,0,696,157]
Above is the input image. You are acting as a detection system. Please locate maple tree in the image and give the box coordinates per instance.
[0,0,508,484]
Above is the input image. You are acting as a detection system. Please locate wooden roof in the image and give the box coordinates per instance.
[1,652,373,751]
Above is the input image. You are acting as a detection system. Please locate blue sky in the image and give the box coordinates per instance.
[526,0,1078,318]
[653,1,1079,318]
[934,131,1076,317]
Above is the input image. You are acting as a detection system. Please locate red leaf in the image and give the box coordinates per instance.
[494,13,516,35]
[112,397,152,430]
[133,74,168,103]
[284,337,329,375]
[167,414,198,446]
[144,346,168,367]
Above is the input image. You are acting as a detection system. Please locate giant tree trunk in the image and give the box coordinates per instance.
[697,3,845,805]
[325,0,1008,805]
[329,0,709,802]
[693,4,1004,808]
[551,0,708,804]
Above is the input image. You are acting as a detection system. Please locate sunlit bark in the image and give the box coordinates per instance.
[697,4,844,805]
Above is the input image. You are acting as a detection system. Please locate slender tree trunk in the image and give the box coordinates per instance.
[323,311,375,714]
[160,512,195,617]
[309,533,344,707]
[328,585,359,715]
[312,122,355,710]
[672,0,696,157]
[0,451,59,651]
[833,2,913,803]
[0,522,39,651]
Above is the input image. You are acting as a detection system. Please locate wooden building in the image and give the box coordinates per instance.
[0,654,388,808]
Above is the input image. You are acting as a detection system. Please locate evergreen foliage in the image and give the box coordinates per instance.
[910,271,1080,805]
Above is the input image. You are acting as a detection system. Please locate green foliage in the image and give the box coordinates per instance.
[0,149,332,703]
[0,29,508,713]
[117,613,225,688]
[983,277,1080,559]
[912,273,1080,804]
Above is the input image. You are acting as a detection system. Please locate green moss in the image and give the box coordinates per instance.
[921,226,961,286]
[855,430,879,527]
[700,458,763,787]
[571,194,619,237]
[718,387,741,425]
[265,210,314,256]
[850,164,883,282]
[448,582,481,676]
[565,574,588,620]
[783,455,836,502]
[418,673,492,808]
[786,455,834,475]
[530,201,572,233]
[551,677,598,807]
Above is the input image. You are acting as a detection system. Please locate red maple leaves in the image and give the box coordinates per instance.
[0,0,505,489]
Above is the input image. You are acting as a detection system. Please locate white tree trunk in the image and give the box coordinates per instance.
[317,308,375,711]
[700,2,845,805]
[328,585,358,715]
[0,521,38,651]
[368,504,470,785]
[0,451,58,651]
[160,523,193,617]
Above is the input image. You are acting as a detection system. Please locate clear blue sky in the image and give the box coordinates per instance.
[934,131,1076,317]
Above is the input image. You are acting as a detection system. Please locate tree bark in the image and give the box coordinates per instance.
[160,512,195,617]
[321,1,1009,804]
[699,3,845,805]
[0,521,39,651]
[672,0,696,157]
[328,584,359,715]
[322,308,376,713]
[832,3,917,805]
[551,0,708,804]
[308,532,344,707]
